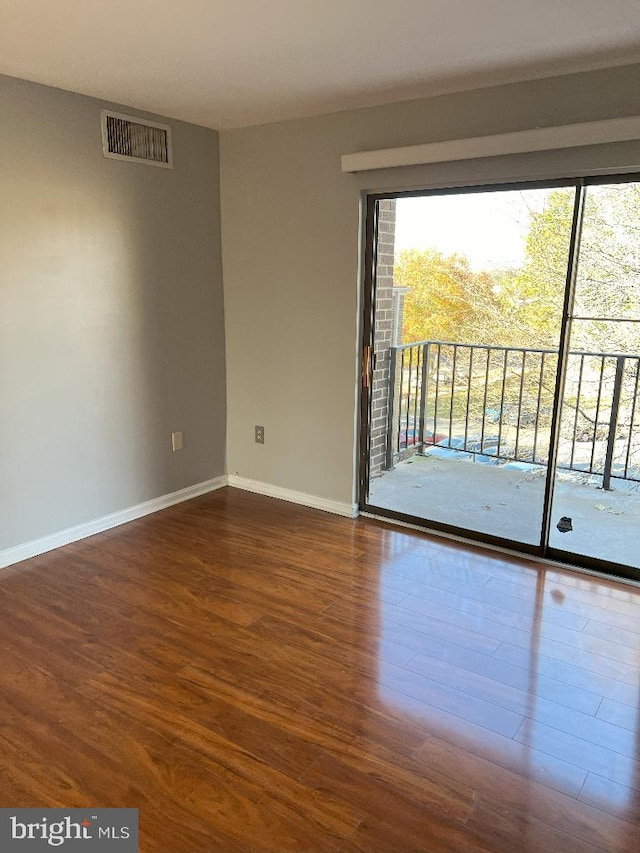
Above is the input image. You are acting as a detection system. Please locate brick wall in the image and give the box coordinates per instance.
[369,200,405,475]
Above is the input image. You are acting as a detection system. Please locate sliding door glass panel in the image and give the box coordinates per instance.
[367,187,575,546]
[549,182,640,568]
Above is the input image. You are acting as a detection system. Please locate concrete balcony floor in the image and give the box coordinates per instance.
[368,450,640,569]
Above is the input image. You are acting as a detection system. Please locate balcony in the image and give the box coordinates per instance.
[369,340,640,564]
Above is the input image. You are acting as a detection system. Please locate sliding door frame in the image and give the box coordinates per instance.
[359,173,640,583]
[538,180,585,552]
[546,173,640,582]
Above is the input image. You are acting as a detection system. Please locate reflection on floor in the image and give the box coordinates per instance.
[369,452,640,564]
[1,487,639,852]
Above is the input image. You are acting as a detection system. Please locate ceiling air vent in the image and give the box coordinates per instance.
[101,110,173,168]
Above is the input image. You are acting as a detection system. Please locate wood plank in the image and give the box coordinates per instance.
[579,773,640,825]
[394,593,521,641]
[406,653,639,757]
[401,592,640,665]
[584,617,640,647]
[596,698,640,732]
[1,487,639,852]
[514,717,640,790]
[176,665,477,823]
[249,613,417,668]
[337,808,492,853]
[484,576,640,630]
[397,584,523,627]
[493,642,640,704]
[515,615,640,666]
[76,677,357,851]
[323,599,502,655]
[465,796,607,853]
[404,639,602,715]
[413,730,638,852]
[542,572,640,608]
[321,600,602,715]
[397,569,591,630]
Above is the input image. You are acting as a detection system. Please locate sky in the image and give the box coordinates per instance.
[394,188,553,272]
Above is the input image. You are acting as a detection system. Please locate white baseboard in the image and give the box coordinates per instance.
[1,474,358,571]
[227,475,358,518]
[0,475,227,570]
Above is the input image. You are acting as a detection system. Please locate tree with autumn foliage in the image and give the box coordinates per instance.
[397,248,510,347]
[395,183,640,353]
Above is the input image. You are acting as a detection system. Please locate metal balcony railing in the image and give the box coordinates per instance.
[386,340,640,488]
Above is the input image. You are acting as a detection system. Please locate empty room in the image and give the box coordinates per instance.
[1,2,640,851]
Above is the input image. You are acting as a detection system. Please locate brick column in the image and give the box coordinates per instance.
[369,200,405,475]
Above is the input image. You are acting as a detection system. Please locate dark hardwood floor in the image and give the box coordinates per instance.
[1,486,639,851]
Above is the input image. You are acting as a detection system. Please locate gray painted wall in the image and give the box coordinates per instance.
[220,64,640,507]
[4,64,640,550]
[0,75,226,550]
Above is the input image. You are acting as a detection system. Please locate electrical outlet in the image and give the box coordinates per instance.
[171,431,184,452]
[255,425,265,444]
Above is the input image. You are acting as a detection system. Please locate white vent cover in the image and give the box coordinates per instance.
[101,110,173,168]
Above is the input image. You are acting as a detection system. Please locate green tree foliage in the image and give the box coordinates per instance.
[511,184,640,353]
[509,188,574,347]
[573,183,640,353]
[392,184,640,458]
[396,248,508,347]
[395,183,640,353]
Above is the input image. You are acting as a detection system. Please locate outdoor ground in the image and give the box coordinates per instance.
[369,450,640,568]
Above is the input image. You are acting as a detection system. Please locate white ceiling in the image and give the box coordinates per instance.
[2,0,640,130]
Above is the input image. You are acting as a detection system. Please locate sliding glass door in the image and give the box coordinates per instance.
[360,177,640,579]
[549,182,640,571]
